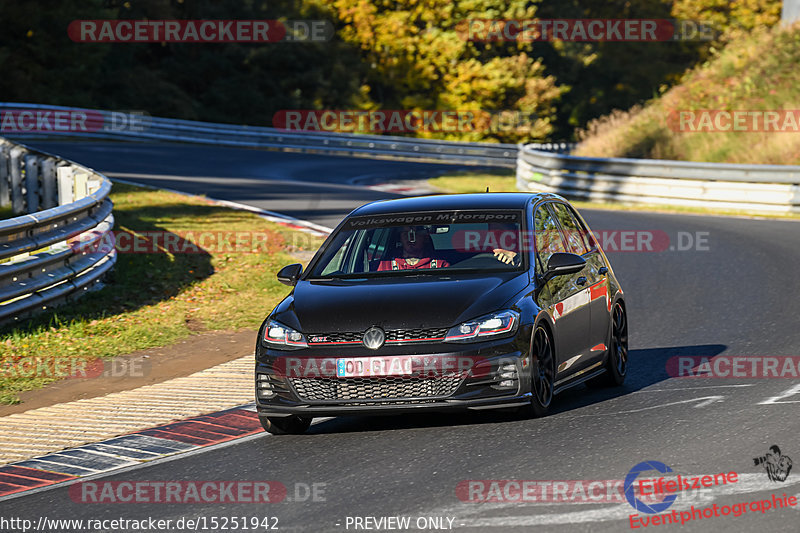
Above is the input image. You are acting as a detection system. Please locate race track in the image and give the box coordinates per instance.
[3,140,800,532]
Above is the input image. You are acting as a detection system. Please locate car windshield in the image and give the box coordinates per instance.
[307,210,525,277]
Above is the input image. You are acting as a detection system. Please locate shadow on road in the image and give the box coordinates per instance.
[304,344,728,435]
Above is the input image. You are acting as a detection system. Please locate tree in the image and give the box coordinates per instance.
[318,0,563,142]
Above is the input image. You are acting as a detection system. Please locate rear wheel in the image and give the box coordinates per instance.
[526,325,555,418]
[259,415,312,435]
[588,302,628,387]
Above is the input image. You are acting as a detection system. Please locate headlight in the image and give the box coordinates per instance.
[263,319,308,349]
[445,310,519,343]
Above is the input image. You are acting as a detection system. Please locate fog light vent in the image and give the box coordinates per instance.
[493,363,519,390]
[257,373,276,399]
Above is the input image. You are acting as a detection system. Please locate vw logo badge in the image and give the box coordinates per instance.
[363,326,385,350]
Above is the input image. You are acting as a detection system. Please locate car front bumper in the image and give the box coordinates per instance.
[254,335,531,418]
[256,393,532,417]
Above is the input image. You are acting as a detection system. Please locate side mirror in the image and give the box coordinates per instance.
[542,253,585,283]
[277,263,303,286]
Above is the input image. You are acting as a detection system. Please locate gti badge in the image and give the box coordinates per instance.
[363,326,385,350]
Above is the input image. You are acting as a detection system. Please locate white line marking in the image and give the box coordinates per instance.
[759,383,800,404]
[109,176,334,236]
[103,434,196,452]
[692,396,725,408]
[81,444,161,458]
[633,384,754,392]
[58,447,144,462]
[14,459,100,474]
[570,396,725,417]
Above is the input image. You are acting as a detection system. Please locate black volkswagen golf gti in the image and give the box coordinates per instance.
[255,193,627,434]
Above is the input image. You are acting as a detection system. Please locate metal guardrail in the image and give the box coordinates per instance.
[517,144,800,213]
[0,137,116,324]
[10,102,796,213]
[0,103,573,168]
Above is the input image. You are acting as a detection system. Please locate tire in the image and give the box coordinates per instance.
[524,325,555,418]
[259,415,312,435]
[587,301,628,388]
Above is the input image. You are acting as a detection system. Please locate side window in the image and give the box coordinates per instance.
[534,204,568,273]
[549,203,590,256]
[321,234,355,275]
[365,228,390,261]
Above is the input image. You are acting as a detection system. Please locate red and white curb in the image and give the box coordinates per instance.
[0,404,262,501]
[366,181,437,196]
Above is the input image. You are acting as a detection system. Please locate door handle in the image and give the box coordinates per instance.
[598,267,608,275]
[576,276,587,286]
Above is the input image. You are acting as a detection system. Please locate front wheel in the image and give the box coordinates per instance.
[588,302,628,388]
[259,415,312,435]
[524,325,555,418]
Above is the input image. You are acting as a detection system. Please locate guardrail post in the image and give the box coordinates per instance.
[74,171,89,200]
[56,166,90,204]
[39,158,58,209]
[791,184,800,214]
[0,144,9,209]
[57,165,74,205]
[9,146,25,214]
[24,154,40,213]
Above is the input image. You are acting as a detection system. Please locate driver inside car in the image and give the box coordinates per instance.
[489,222,521,265]
[377,226,451,271]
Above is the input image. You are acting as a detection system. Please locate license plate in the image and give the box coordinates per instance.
[336,357,413,377]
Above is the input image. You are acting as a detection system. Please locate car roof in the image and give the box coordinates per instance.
[350,193,562,217]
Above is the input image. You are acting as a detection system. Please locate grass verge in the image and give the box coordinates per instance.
[574,24,800,165]
[428,170,800,220]
[0,182,324,405]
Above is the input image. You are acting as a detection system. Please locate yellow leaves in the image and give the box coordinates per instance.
[671,0,780,38]
[318,0,562,140]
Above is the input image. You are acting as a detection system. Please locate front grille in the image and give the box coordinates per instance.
[386,328,447,342]
[307,332,361,344]
[307,327,447,345]
[289,376,462,402]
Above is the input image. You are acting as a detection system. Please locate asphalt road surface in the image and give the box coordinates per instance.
[24,140,475,229]
[4,140,800,532]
